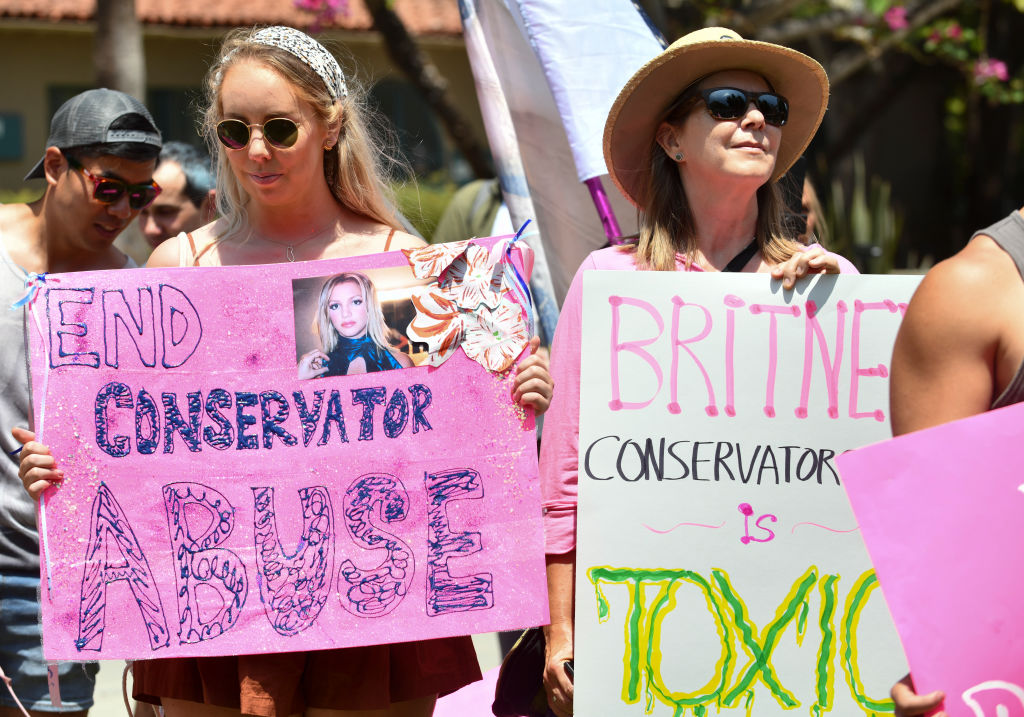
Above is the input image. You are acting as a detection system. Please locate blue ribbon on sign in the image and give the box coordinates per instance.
[10,272,47,310]
[504,220,535,336]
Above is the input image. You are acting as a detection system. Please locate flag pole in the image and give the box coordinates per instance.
[584,177,626,245]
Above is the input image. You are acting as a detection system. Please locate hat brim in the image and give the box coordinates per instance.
[604,36,829,208]
[24,156,45,181]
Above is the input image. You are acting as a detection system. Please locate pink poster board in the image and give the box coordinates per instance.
[433,665,500,716]
[574,272,921,716]
[837,401,1024,717]
[27,241,546,661]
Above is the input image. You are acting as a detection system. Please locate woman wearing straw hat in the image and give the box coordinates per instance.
[538,27,857,715]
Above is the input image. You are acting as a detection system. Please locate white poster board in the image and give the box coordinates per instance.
[576,272,920,716]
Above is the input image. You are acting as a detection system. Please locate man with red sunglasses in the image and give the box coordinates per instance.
[0,87,161,717]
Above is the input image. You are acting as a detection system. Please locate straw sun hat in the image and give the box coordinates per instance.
[604,26,829,208]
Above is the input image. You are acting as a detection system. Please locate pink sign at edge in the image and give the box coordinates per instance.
[28,240,548,661]
[838,400,1024,717]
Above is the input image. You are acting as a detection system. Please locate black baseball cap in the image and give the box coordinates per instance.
[25,88,162,180]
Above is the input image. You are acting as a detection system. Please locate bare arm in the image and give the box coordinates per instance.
[543,550,574,717]
[890,240,1009,435]
[887,236,1016,716]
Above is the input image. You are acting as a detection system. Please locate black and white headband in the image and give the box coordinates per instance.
[246,26,349,100]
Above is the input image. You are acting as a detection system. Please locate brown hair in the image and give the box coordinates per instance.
[631,84,803,271]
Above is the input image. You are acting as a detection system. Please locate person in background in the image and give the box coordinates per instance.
[1,88,161,717]
[431,177,511,244]
[539,27,855,716]
[800,176,828,245]
[138,141,216,248]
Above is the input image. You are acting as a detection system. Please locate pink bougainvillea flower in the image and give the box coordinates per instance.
[946,23,962,39]
[403,240,473,280]
[444,243,503,311]
[975,58,1010,83]
[406,285,463,366]
[883,6,909,31]
[461,298,530,373]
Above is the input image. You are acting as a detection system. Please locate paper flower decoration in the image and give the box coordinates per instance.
[443,244,503,311]
[407,286,462,366]
[461,298,530,373]
[405,240,474,280]
[404,238,532,373]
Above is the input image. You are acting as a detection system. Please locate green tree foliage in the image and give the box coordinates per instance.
[644,0,1024,269]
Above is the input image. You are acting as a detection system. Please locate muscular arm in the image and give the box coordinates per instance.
[890,238,1012,436]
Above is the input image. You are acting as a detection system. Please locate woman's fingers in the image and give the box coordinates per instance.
[11,426,34,446]
[514,337,554,414]
[515,377,553,413]
[771,249,840,289]
[297,350,330,379]
[892,675,945,717]
[15,431,63,500]
[807,250,841,274]
[543,654,574,717]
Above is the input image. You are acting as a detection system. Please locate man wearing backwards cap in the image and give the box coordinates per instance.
[0,87,161,716]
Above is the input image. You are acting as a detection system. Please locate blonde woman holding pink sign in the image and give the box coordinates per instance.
[18,25,552,717]
[539,28,856,716]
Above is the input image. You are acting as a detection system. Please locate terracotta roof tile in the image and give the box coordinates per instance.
[0,0,463,36]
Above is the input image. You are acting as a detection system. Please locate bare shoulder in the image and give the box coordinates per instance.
[890,234,1017,432]
[910,235,1018,315]
[0,202,29,227]
[386,230,426,251]
[145,234,182,268]
[146,220,226,268]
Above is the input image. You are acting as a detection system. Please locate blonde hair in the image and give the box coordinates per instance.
[202,27,403,242]
[631,80,803,271]
[315,273,391,353]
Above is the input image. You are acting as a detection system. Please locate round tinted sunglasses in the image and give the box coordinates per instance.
[216,118,300,150]
[67,158,161,210]
[693,87,789,127]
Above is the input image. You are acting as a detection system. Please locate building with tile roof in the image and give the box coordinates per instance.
[0,0,480,191]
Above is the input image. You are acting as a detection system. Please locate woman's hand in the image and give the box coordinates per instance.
[514,336,554,415]
[892,674,946,717]
[12,427,63,500]
[297,349,330,380]
[771,246,841,290]
[543,630,574,717]
[544,552,575,716]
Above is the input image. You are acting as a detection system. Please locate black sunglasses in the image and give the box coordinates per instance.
[693,87,789,127]
[216,118,301,150]
[67,158,161,210]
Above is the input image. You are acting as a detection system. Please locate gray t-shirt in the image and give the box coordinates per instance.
[0,240,137,574]
[978,210,1024,410]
